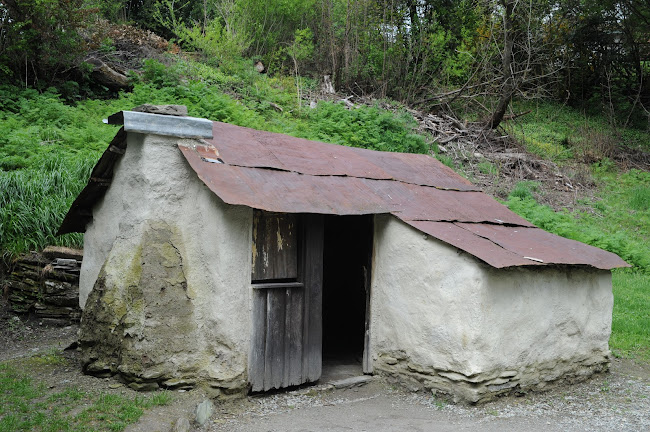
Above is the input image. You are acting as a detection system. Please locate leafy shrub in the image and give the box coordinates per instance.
[0,0,91,86]
[141,59,181,88]
[509,181,539,200]
[0,86,117,171]
[592,158,617,175]
[302,102,427,154]
[0,156,28,171]
[176,19,250,70]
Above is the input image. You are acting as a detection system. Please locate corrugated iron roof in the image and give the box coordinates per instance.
[59,114,629,270]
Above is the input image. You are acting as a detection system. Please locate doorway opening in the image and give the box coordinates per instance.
[321,214,373,380]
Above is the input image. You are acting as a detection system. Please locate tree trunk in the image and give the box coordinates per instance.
[486,0,515,130]
[406,0,420,35]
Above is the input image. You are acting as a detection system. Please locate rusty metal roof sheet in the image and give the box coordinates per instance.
[180,143,535,225]
[59,115,629,270]
[205,122,479,191]
[179,152,392,215]
[456,223,628,269]
[407,221,627,269]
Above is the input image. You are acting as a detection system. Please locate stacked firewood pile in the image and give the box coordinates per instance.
[6,246,82,325]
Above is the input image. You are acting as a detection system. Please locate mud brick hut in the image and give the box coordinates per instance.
[58,106,628,402]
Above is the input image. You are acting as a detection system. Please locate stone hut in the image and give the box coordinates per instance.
[58,106,628,402]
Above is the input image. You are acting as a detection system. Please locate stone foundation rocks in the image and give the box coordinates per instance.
[373,350,610,404]
[5,246,82,325]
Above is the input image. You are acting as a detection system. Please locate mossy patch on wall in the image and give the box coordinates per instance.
[79,220,206,389]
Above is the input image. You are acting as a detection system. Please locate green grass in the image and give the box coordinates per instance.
[611,270,650,362]
[0,158,91,260]
[591,167,650,361]
[506,100,650,161]
[436,154,455,168]
[24,349,68,367]
[478,160,498,176]
[590,167,650,247]
[0,362,172,432]
[509,180,539,201]
[629,185,650,211]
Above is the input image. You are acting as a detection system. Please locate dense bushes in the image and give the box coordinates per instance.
[0,0,91,87]
[0,86,117,171]
[302,102,427,153]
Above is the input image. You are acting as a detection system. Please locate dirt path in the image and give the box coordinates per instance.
[1,306,648,432]
[206,358,649,432]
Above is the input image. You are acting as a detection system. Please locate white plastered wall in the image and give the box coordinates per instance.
[369,215,613,400]
[79,131,253,386]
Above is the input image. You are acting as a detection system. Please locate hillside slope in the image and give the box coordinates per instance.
[0,25,648,360]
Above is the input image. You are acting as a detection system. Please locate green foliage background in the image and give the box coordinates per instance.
[2,1,649,125]
[0,59,426,259]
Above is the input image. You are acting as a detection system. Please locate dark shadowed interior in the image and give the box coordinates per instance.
[322,215,373,361]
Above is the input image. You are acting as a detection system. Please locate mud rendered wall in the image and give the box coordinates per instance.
[78,132,253,393]
[369,215,613,403]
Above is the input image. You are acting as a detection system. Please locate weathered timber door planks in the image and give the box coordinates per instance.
[301,214,324,383]
[250,212,323,392]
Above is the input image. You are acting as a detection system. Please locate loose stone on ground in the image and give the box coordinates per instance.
[195,399,215,426]
[171,417,191,432]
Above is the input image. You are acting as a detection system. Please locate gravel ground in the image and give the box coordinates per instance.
[207,359,649,432]
[1,301,648,432]
[209,360,650,432]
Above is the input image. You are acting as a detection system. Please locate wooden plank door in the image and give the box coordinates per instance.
[249,212,323,392]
